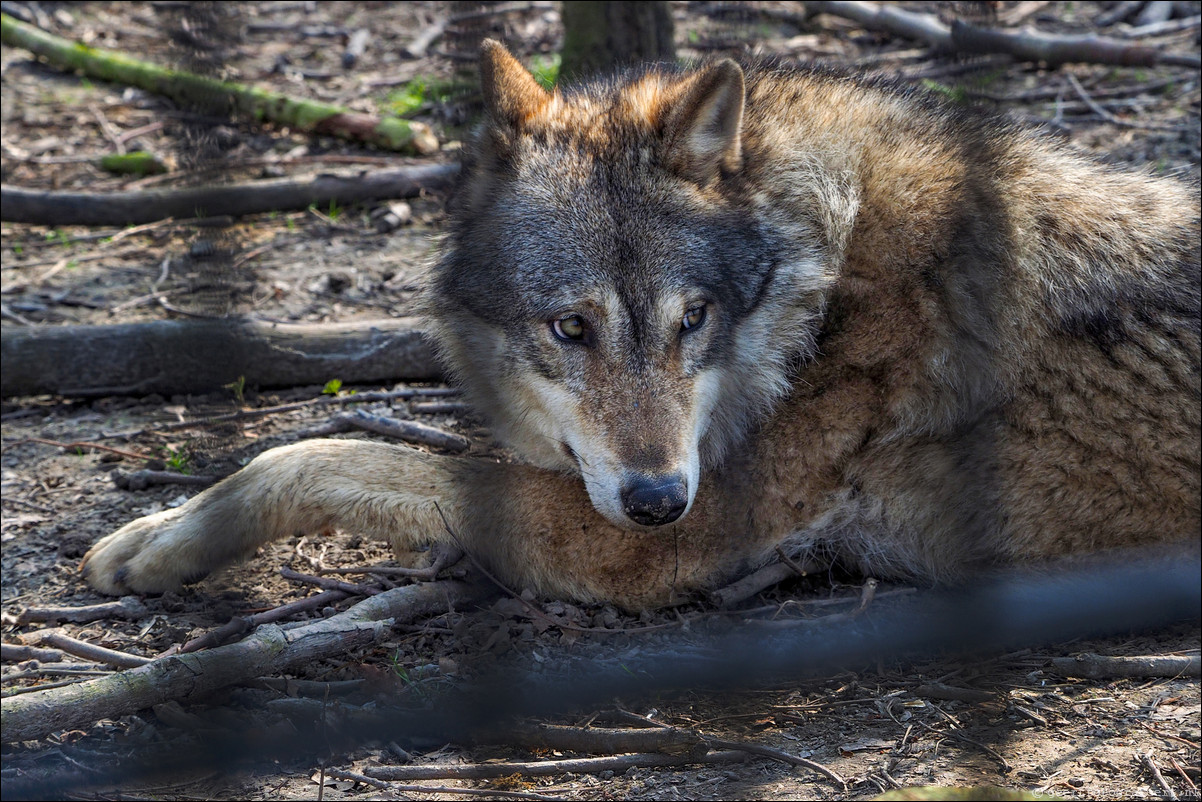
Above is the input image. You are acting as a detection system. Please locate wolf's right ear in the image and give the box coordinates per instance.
[662,59,745,185]
[480,39,552,129]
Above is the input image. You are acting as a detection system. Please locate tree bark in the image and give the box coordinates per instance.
[560,1,676,82]
[1,317,443,398]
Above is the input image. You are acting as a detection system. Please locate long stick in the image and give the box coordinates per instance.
[0,163,458,226]
[0,13,438,154]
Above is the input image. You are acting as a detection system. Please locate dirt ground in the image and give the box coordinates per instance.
[2,2,1200,800]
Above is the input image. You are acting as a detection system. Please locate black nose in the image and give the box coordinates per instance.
[620,474,688,526]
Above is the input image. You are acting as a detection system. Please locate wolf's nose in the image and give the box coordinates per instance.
[621,475,688,526]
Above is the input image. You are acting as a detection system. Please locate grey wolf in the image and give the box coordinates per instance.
[83,41,1201,610]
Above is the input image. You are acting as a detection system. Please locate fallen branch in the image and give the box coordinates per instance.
[0,12,438,154]
[111,469,220,491]
[13,596,149,625]
[514,722,705,755]
[1,579,494,743]
[1050,652,1201,679]
[1141,752,1180,801]
[36,631,150,669]
[0,163,459,226]
[0,644,63,663]
[803,1,951,49]
[801,0,1200,68]
[1,317,442,398]
[710,560,823,608]
[363,750,750,780]
[949,18,1200,68]
[911,682,995,703]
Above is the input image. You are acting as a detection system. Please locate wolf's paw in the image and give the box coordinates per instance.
[81,507,202,595]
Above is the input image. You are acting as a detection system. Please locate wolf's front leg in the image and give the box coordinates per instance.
[84,438,750,608]
[82,439,469,595]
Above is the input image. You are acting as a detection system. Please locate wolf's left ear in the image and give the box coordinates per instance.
[663,59,745,184]
[480,38,552,128]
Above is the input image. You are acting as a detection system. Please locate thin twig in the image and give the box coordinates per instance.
[1168,756,1198,793]
[279,567,382,597]
[704,737,847,789]
[103,388,458,439]
[332,767,569,801]
[1119,14,1202,39]
[316,543,465,581]
[1141,752,1179,801]
[334,410,471,452]
[16,437,150,461]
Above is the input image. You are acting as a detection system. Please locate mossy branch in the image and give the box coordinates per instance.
[0,12,439,154]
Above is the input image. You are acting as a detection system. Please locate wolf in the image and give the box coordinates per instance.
[82,41,1200,610]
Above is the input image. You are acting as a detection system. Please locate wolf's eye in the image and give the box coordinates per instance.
[681,304,707,332]
[552,314,587,341]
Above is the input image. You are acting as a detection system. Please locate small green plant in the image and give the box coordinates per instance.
[386,78,429,117]
[388,650,430,699]
[162,445,192,474]
[322,378,343,395]
[44,229,71,247]
[385,77,463,118]
[286,216,296,231]
[921,79,968,104]
[327,199,342,221]
[530,53,561,91]
[224,375,247,403]
[12,243,22,256]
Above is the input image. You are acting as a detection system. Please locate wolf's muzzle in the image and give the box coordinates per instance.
[620,474,689,526]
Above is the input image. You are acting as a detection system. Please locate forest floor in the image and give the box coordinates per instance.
[2,2,1199,800]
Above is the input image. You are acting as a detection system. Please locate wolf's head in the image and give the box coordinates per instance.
[428,41,848,530]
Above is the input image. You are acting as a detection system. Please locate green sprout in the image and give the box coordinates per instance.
[530,54,561,90]
[224,375,247,403]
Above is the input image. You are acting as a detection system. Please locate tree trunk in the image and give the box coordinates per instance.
[560,1,676,82]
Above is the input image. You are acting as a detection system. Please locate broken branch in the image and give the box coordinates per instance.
[1,579,495,743]
[363,750,750,780]
[1050,652,1200,679]
[1,317,441,398]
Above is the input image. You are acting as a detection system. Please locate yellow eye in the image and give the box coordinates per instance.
[682,304,707,331]
[552,314,586,341]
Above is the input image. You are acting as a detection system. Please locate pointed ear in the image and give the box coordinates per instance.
[480,39,552,128]
[662,60,745,185]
